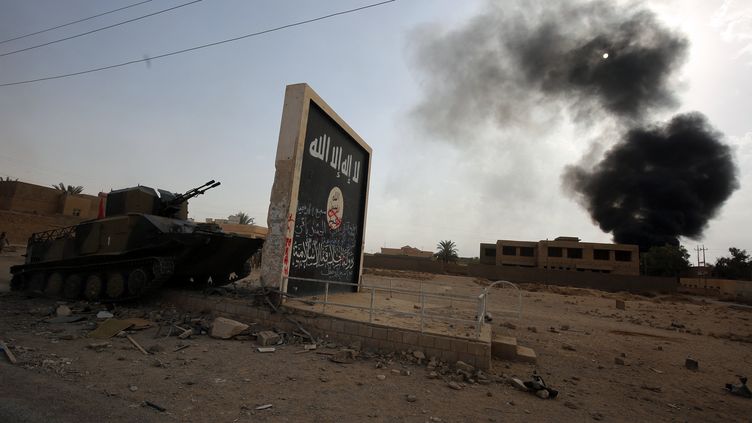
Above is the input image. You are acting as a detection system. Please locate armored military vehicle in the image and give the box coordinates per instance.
[10,180,263,300]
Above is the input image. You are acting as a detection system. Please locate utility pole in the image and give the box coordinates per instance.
[695,245,708,289]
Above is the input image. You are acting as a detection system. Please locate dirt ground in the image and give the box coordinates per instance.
[1,252,751,422]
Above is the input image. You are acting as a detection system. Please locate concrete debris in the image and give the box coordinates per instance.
[536,389,550,399]
[455,361,474,373]
[96,311,114,319]
[56,305,72,317]
[330,349,357,364]
[725,377,751,399]
[685,357,699,371]
[447,381,462,390]
[0,340,18,364]
[303,344,317,350]
[129,385,138,392]
[614,357,626,365]
[86,342,110,352]
[143,401,166,412]
[562,344,576,351]
[376,374,386,380]
[255,404,273,410]
[256,347,276,353]
[412,350,425,361]
[178,329,193,339]
[210,317,249,339]
[256,330,280,346]
[510,378,528,392]
[427,371,439,379]
[406,394,417,402]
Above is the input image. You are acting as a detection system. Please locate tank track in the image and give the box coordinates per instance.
[11,256,175,302]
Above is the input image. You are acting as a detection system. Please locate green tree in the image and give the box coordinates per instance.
[52,182,84,194]
[435,240,459,263]
[714,248,752,280]
[236,211,254,225]
[640,245,691,277]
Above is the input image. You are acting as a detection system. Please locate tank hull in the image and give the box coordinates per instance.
[10,214,263,300]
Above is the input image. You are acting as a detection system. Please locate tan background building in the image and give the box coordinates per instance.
[378,245,434,259]
[480,236,640,276]
[0,180,100,218]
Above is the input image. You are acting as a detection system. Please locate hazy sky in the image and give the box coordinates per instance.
[1,0,750,261]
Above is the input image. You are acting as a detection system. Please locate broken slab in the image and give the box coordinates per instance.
[515,346,537,364]
[210,317,249,339]
[491,336,518,360]
[256,330,280,346]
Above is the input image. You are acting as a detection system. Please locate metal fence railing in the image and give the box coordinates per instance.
[282,276,521,339]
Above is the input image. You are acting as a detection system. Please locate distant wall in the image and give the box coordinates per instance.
[363,254,443,273]
[466,264,677,293]
[362,254,677,293]
[0,210,84,244]
[680,277,752,300]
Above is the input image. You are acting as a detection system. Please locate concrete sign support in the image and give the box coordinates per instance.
[261,84,371,297]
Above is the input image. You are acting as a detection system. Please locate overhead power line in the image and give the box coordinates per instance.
[0,0,397,88]
[0,0,155,46]
[0,0,203,58]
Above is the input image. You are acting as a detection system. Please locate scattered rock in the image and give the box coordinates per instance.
[562,344,576,351]
[447,381,462,390]
[527,326,538,333]
[614,357,626,365]
[406,394,417,402]
[146,344,163,354]
[564,401,579,410]
[615,300,626,310]
[56,305,72,317]
[256,330,280,346]
[427,371,439,379]
[413,350,426,361]
[178,329,193,340]
[376,374,386,381]
[96,311,114,319]
[536,389,550,399]
[501,321,517,330]
[210,317,249,339]
[484,312,493,322]
[331,349,357,364]
[510,378,528,392]
[129,385,138,392]
[455,361,474,373]
[685,357,699,371]
[87,342,110,352]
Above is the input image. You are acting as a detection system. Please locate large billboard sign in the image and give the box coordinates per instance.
[261,84,371,296]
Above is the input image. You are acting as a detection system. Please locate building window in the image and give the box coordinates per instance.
[483,247,496,257]
[548,247,563,257]
[502,246,517,256]
[567,248,583,259]
[72,208,81,216]
[615,250,632,262]
[520,247,535,257]
[594,249,610,260]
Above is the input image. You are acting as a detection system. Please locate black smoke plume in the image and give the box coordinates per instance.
[564,113,739,250]
[411,0,739,249]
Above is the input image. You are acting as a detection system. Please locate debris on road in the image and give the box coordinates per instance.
[725,377,751,399]
[257,347,276,353]
[685,357,699,371]
[96,311,114,319]
[330,349,357,364]
[56,305,72,317]
[511,372,559,399]
[256,330,280,346]
[86,341,110,352]
[88,319,134,339]
[210,317,249,339]
[0,340,18,364]
[143,400,166,412]
[127,335,150,355]
[255,404,273,410]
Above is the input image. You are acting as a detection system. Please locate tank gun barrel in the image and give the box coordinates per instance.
[160,180,221,216]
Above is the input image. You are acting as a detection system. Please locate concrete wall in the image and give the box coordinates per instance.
[162,290,492,369]
[0,181,98,218]
[680,277,752,300]
[0,210,84,244]
[468,263,676,293]
[364,254,443,273]
[218,223,268,239]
